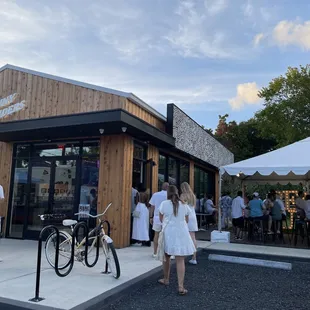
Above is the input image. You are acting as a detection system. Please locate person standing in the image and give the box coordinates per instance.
[130,186,139,244]
[249,192,264,218]
[220,191,232,229]
[132,191,150,245]
[296,191,306,213]
[180,182,198,265]
[157,185,195,295]
[204,194,217,224]
[149,182,169,257]
[231,191,246,240]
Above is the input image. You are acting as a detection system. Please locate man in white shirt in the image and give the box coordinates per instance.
[149,182,169,257]
[295,191,306,211]
[231,191,246,240]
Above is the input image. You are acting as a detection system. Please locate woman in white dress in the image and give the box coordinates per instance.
[157,185,196,295]
[132,192,150,243]
[180,182,198,265]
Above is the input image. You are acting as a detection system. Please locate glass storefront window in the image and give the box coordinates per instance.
[180,161,189,185]
[33,142,80,157]
[80,158,99,228]
[8,159,29,238]
[133,144,145,160]
[194,166,211,203]
[158,154,189,189]
[16,145,30,159]
[132,144,146,189]
[158,155,167,190]
[83,141,100,156]
[168,157,178,186]
[8,139,100,238]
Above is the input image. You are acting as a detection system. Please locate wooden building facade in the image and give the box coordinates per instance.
[0,64,233,248]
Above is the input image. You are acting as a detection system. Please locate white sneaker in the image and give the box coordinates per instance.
[189,259,197,265]
[170,256,175,260]
[152,254,157,258]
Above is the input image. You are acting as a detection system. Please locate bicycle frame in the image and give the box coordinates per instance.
[59,209,113,260]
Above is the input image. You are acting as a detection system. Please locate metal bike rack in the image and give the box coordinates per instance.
[29,220,105,303]
[101,220,111,274]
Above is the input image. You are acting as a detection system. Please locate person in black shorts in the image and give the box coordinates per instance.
[231,191,246,240]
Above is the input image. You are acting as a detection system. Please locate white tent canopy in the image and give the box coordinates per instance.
[220,137,310,185]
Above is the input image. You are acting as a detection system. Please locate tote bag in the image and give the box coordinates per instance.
[155,214,172,262]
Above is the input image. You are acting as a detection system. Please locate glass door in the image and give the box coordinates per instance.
[25,158,78,239]
[25,158,52,239]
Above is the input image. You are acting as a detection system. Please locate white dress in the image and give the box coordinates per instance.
[132,203,150,241]
[159,200,196,256]
[187,205,198,232]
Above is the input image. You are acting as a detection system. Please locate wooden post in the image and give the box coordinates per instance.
[189,161,194,190]
[147,145,159,195]
[0,142,13,235]
[97,135,134,248]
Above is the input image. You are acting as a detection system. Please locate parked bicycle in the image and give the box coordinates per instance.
[39,202,120,279]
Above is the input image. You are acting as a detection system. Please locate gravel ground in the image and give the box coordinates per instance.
[106,252,310,310]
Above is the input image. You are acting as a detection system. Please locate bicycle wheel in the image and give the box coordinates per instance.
[102,238,121,279]
[45,231,72,270]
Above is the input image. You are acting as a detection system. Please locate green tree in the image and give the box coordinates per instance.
[213,115,276,162]
[257,65,310,147]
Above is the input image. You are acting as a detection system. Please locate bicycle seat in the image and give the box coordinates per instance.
[63,219,77,227]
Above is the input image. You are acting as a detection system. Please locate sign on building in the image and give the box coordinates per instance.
[0,93,26,119]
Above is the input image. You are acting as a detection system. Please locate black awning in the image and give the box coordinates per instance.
[0,109,175,148]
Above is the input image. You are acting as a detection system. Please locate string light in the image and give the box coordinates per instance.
[277,190,307,229]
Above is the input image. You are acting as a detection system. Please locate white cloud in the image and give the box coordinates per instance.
[0,1,79,44]
[242,0,253,17]
[165,0,240,59]
[253,33,264,46]
[204,0,227,15]
[229,82,261,110]
[272,20,310,50]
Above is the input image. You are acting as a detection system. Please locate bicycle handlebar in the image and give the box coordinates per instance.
[75,212,103,218]
[38,203,112,221]
[74,202,112,219]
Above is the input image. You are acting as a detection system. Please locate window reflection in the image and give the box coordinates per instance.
[180,161,189,184]
[33,142,80,157]
[194,166,209,201]
[158,154,190,189]
[158,155,167,190]
[82,141,99,156]
[9,159,29,238]
[80,158,99,227]
[168,157,178,185]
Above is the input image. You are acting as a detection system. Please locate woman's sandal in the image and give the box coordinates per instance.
[158,279,169,286]
[178,288,188,296]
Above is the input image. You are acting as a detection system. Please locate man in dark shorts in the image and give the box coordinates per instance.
[231,191,246,240]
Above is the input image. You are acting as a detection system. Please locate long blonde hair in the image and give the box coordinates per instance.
[180,182,196,206]
[167,185,180,216]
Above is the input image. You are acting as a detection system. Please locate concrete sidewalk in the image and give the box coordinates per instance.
[202,241,310,259]
[0,239,309,310]
[0,239,164,309]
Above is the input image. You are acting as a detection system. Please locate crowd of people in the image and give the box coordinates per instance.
[221,189,310,240]
[131,182,198,295]
[130,184,310,295]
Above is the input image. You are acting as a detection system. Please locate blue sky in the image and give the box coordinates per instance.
[1,0,310,130]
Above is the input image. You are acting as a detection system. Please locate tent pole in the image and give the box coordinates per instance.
[218,171,223,232]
